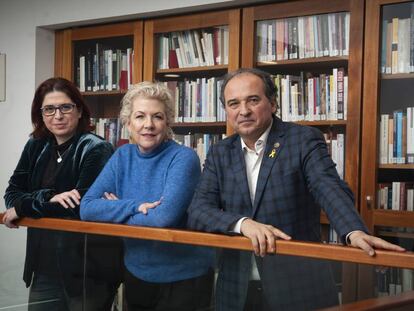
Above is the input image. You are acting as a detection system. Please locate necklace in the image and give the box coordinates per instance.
[56,148,70,163]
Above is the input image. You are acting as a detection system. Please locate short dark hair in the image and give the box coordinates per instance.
[219,68,278,108]
[31,77,92,139]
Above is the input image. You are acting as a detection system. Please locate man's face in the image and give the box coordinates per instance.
[224,73,276,147]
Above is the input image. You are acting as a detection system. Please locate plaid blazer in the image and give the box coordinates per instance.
[188,117,367,310]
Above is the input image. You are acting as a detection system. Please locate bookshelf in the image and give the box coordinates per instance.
[55,21,144,146]
[142,9,240,161]
[242,0,364,228]
[361,0,414,237]
[241,0,365,302]
[361,0,414,300]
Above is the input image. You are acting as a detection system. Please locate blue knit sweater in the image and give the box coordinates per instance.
[80,140,213,282]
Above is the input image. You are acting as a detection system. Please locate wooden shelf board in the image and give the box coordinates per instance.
[381,73,414,80]
[171,121,226,128]
[256,56,348,67]
[295,120,347,126]
[377,230,414,239]
[373,210,414,228]
[81,90,127,96]
[156,65,228,75]
[379,164,414,169]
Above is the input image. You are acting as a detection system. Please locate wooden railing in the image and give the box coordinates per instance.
[1,213,414,269]
[320,291,414,311]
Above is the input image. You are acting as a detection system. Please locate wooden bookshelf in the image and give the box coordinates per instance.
[241,0,364,220]
[143,8,241,143]
[361,0,414,233]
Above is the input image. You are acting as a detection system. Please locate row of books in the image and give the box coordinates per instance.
[163,78,226,123]
[157,26,229,69]
[90,118,129,147]
[256,12,350,62]
[377,182,414,212]
[77,46,134,92]
[323,133,345,179]
[379,108,414,164]
[174,133,225,165]
[381,5,414,74]
[328,227,340,244]
[376,267,413,296]
[274,68,348,122]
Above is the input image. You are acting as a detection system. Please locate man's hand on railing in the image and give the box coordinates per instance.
[348,230,406,256]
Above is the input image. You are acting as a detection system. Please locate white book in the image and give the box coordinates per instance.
[256,21,266,62]
[281,77,289,121]
[398,18,410,73]
[186,31,198,67]
[407,189,414,212]
[380,114,389,164]
[392,182,401,211]
[343,76,348,120]
[193,31,206,67]
[407,107,414,163]
[337,133,344,179]
[79,55,85,92]
[332,69,338,120]
[308,78,315,121]
[402,269,413,291]
[107,50,113,91]
[126,48,132,88]
[298,17,305,59]
[223,26,229,64]
[344,13,350,56]
[331,137,338,169]
[267,22,273,62]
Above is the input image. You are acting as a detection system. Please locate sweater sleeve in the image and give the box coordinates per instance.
[80,148,141,223]
[10,139,114,219]
[125,148,201,228]
[3,140,54,212]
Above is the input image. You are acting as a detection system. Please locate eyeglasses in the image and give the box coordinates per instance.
[41,103,76,116]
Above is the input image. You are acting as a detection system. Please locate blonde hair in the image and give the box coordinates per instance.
[120,81,175,138]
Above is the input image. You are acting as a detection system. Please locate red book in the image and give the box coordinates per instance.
[168,50,179,68]
[119,70,128,90]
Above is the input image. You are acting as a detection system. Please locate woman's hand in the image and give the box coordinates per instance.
[138,197,163,215]
[2,208,19,228]
[103,192,119,200]
[50,189,81,208]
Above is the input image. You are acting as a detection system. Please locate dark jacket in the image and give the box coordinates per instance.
[4,132,122,298]
[188,117,368,310]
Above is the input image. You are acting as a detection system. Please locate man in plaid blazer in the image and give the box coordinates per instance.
[187,68,404,310]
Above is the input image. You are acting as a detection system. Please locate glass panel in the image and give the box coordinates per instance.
[156,26,229,70]
[73,35,134,93]
[376,2,414,243]
[2,225,414,310]
[255,12,350,63]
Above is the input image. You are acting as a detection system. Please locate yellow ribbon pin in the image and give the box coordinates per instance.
[269,149,276,158]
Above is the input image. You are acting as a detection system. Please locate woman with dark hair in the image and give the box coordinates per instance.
[3,77,122,310]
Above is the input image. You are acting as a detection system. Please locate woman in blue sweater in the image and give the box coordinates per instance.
[80,82,213,311]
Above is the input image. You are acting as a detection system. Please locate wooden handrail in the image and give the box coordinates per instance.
[319,290,414,311]
[1,213,414,269]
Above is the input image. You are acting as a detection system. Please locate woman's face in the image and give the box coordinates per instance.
[128,97,168,154]
[41,91,81,145]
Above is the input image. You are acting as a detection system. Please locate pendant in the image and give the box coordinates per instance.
[57,157,62,163]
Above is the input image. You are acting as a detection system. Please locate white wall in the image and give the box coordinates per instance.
[0,0,257,308]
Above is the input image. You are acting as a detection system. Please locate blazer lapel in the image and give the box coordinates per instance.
[252,118,286,218]
[230,136,253,211]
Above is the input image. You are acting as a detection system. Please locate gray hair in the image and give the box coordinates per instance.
[120,81,175,138]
